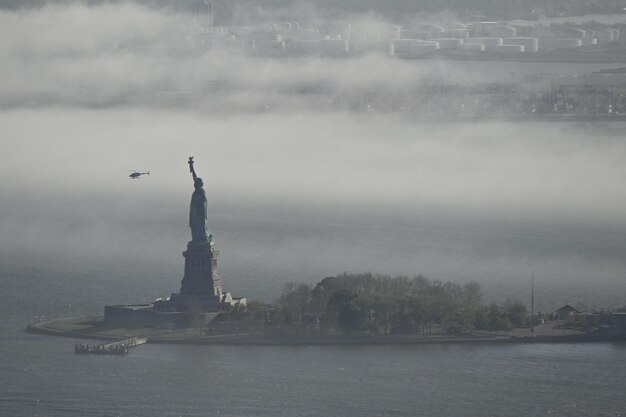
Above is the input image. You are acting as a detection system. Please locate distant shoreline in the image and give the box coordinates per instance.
[25,318,626,347]
[406,115,626,123]
[400,51,626,64]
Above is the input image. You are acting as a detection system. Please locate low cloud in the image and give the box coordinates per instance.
[0,3,494,111]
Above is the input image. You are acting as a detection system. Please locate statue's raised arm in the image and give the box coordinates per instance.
[188,156,198,182]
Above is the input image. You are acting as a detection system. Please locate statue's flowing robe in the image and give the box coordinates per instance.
[189,187,210,242]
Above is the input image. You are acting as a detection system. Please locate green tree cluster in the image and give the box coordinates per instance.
[473,298,529,333]
[277,273,486,335]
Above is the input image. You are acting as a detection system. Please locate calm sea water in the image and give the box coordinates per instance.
[2,254,626,417]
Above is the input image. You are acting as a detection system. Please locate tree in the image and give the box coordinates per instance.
[459,281,483,330]
[337,302,362,333]
[277,282,311,325]
[485,303,513,333]
[503,298,528,327]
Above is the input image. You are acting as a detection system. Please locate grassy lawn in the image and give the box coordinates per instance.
[42,317,205,340]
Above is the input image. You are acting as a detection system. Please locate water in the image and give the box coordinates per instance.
[4,326,626,416]
[1,250,626,417]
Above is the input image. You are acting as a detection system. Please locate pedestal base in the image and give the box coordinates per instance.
[179,241,222,297]
[168,293,222,312]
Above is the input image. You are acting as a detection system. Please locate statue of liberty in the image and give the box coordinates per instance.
[187,156,211,244]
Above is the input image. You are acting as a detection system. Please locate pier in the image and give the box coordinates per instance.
[74,337,148,355]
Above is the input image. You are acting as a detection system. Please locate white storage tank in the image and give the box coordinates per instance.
[400,30,430,39]
[201,26,229,35]
[350,21,400,41]
[430,38,464,49]
[427,24,446,34]
[460,43,485,51]
[273,21,292,32]
[466,37,503,50]
[391,39,423,54]
[447,21,467,30]
[338,22,353,34]
[290,40,321,54]
[543,38,582,51]
[204,34,236,49]
[582,37,598,46]
[252,40,286,55]
[451,29,471,39]
[251,33,282,42]
[391,39,439,56]
[503,37,538,52]
[291,28,319,41]
[598,29,615,45]
[319,39,349,55]
[348,40,389,55]
[319,22,351,36]
[483,24,517,38]
[558,28,586,39]
[476,21,496,35]
[492,44,524,53]
[465,22,482,33]
[225,38,254,51]
[384,24,402,40]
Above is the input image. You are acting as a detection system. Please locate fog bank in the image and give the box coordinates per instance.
[2,109,626,308]
[2,4,626,309]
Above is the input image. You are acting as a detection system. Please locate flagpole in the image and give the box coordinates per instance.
[531,272,535,334]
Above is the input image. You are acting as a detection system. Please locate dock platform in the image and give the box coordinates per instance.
[74,337,148,355]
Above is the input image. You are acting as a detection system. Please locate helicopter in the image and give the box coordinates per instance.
[128,170,150,179]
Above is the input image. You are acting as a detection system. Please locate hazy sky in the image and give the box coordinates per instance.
[2,3,626,309]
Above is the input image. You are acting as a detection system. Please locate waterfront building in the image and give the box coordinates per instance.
[554,303,588,320]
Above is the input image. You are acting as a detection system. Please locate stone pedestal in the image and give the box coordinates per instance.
[160,241,222,312]
[179,241,222,297]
